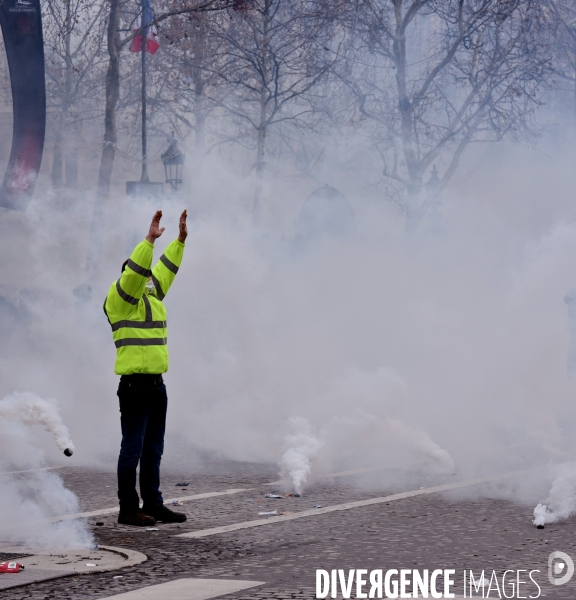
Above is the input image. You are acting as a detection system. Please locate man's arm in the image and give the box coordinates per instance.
[150,210,187,300]
[105,211,165,317]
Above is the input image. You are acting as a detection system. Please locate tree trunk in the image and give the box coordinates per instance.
[52,0,73,190]
[63,2,76,190]
[252,0,271,222]
[64,145,78,188]
[86,0,120,277]
[194,103,206,156]
[573,61,576,129]
[392,2,422,234]
[253,122,267,222]
[191,17,207,161]
[404,182,422,235]
[51,134,63,188]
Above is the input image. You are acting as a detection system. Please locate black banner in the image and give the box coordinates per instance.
[0,0,45,211]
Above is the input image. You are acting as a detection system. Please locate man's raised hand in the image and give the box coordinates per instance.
[146,210,165,244]
[178,210,188,243]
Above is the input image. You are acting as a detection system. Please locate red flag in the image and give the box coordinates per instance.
[129,1,159,55]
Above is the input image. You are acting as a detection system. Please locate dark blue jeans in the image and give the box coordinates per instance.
[117,374,167,513]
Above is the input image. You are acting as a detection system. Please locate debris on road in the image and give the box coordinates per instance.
[264,494,283,499]
[280,511,293,515]
[171,500,183,506]
[313,505,322,508]
[175,482,189,487]
[96,522,104,526]
[146,527,159,531]
[258,510,278,516]
[86,563,97,567]
[0,562,24,573]
[285,493,301,498]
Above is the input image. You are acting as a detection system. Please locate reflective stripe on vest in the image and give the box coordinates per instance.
[127,259,151,277]
[116,280,139,305]
[159,253,179,274]
[142,294,153,321]
[151,274,165,300]
[115,337,167,348]
[111,320,166,332]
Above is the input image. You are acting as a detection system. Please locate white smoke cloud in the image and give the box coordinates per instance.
[278,412,454,496]
[533,462,576,527]
[0,391,74,453]
[279,418,323,495]
[0,392,92,549]
[1,134,576,523]
[383,418,455,474]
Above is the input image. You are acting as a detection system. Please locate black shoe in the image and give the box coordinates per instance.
[143,504,187,523]
[118,510,156,527]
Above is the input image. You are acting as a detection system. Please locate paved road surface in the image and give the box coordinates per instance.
[3,462,576,599]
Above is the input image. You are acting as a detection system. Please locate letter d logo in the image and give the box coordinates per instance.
[548,551,574,586]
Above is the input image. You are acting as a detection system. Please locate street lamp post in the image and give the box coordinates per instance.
[161,134,185,191]
[126,1,163,198]
[140,11,149,184]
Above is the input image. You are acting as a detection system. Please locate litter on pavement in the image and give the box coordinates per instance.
[175,482,189,486]
[264,494,283,499]
[0,562,24,573]
[171,500,183,506]
[313,505,322,508]
[258,510,278,516]
[146,527,159,531]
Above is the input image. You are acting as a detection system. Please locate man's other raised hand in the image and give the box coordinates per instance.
[146,210,165,244]
[178,210,188,243]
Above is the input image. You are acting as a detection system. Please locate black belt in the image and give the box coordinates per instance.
[120,373,164,386]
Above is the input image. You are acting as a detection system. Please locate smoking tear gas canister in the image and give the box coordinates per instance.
[0,562,25,573]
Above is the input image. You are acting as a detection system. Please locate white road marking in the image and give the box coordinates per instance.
[49,465,387,522]
[264,464,452,486]
[0,465,67,476]
[49,489,252,522]
[177,471,526,539]
[97,578,264,600]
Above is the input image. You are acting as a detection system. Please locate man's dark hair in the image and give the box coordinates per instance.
[121,259,129,274]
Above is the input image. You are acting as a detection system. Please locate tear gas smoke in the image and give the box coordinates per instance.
[533,462,576,528]
[279,418,323,494]
[358,416,455,475]
[0,392,91,549]
[0,391,75,454]
[0,138,575,521]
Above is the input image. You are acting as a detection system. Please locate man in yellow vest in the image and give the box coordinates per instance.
[104,209,187,527]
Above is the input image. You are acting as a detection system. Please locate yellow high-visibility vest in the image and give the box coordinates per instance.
[103,238,185,375]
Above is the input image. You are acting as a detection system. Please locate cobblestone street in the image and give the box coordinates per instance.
[2,461,576,599]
